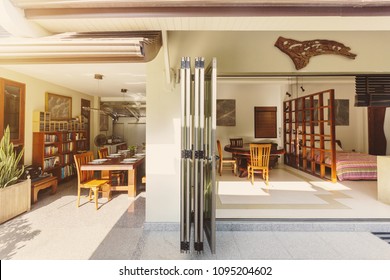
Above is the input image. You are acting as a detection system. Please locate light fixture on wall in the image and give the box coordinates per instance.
[285,92,291,97]
[94,74,103,80]
[300,86,305,92]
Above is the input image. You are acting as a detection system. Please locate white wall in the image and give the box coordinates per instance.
[113,117,146,149]
[216,82,284,158]
[146,49,181,222]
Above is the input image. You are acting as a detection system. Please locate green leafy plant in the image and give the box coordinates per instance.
[0,126,24,188]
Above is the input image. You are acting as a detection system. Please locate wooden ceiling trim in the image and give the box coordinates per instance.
[13,0,390,9]
[24,6,390,19]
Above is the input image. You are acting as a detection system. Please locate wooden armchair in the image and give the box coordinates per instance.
[74,151,109,210]
[217,140,237,176]
[229,138,243,162]
[247,143,271,185]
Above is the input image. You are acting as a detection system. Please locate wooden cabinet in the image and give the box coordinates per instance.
[0,78,25,163]
[32,131,88,182]
[33,111,86,132]
[283,89,337,182]
[33,111,51,132]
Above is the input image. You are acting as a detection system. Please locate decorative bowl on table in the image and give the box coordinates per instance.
[121,158,137,164]
[89,159,108,164]
[107,153,121,158]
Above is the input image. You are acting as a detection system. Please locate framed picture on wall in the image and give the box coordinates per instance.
[330,99,349,126]
[217,99,236,126]
[45,92,72,120]
[100,114,109,131]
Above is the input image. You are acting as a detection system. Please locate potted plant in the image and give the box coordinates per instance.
[0,126,30,224]
[129,145,137,157]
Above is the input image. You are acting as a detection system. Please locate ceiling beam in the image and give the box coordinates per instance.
[24,5,390,19]
[0,0,51,37]
[13,0,390,9]
[0,31,162,64]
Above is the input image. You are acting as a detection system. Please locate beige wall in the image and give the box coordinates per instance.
[0,67,94,165]
[168,31,390,74]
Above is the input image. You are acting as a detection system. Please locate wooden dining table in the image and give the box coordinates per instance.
[224,143,285,177]
[80,153,145,197]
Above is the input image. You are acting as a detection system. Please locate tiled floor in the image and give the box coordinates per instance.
[1,168,390,260]
[217,165,390,219]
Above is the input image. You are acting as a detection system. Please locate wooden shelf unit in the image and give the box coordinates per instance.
[33,111,51,132]
[283,89,337,182]
[32,130,88,182]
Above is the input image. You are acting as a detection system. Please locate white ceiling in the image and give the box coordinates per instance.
[2,0,390,100]
[3,63,147,100]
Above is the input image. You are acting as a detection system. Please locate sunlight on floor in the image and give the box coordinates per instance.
[216,164,390,219]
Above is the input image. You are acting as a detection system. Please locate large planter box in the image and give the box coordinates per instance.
[0,179,31,224]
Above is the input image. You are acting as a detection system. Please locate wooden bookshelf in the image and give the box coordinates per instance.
[283,89,337,182]
[32,130,88,182]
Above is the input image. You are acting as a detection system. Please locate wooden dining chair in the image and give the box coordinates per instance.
[217,140,237,176]
[230,138,243,147]
[74,151,109,210]
[247,143,271,185]
[229,138,243,162]
[98,147,123,186]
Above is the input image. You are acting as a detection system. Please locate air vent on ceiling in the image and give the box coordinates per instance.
[355,75,390,107]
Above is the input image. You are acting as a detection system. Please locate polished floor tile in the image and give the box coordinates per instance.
[1,175,390,260]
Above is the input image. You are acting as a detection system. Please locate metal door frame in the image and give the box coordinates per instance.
[180,57,217,254]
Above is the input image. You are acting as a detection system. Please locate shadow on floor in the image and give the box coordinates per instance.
[0,217,41,260]
[89,195,146,259]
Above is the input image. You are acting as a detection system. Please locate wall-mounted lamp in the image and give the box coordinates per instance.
[121,88,128,93]
[285,92,291,97]
[300,86,305,92]
[94,73,103,80]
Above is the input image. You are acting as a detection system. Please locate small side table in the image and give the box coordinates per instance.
[31,176,58,204]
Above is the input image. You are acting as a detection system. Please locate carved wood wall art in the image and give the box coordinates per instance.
[274,36,357,70]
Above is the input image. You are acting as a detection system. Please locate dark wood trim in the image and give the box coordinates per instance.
[0,78,25,146]
[24,5,390,19]
[368,106,387,155]
[81,99,91,151]
[283,89,337,182]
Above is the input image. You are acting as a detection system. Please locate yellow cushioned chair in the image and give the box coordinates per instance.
[74,151,109,210]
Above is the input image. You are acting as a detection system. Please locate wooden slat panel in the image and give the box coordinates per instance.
[254,106,277,138]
